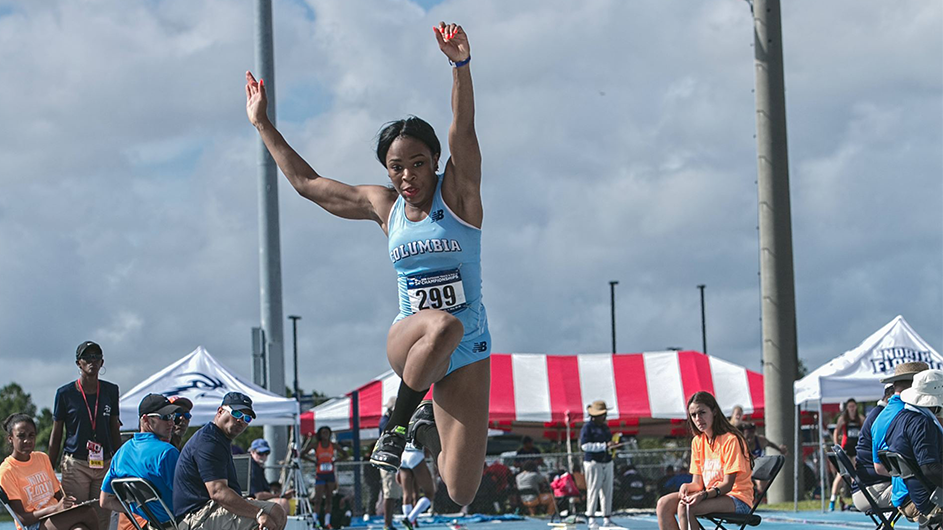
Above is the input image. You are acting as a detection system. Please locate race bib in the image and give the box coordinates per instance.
[846,427,861,439]
[406,269,466,314]
[319,462,334,473]
[87,441,104,469]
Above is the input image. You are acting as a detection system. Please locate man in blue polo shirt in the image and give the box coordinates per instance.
[99,394,183,526]
[851,383,895,511]
[173,392,286,530]
[883,370,943,526]
[872,362,930,510]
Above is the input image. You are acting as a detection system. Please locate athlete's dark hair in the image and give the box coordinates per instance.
[839,398,862,424]
[317,426,332,439]
[3,413,36,435]
[376,116,441,166]
[686,391,752,465]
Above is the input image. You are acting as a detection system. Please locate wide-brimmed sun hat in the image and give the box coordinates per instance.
[900,369,943,408]
[587,400,609,416]
[880,361,930,383]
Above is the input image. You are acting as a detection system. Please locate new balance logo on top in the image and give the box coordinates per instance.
[472,341,488,353]
[430,209,444,222]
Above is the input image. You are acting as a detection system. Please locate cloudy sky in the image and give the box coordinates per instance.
[1,0,939,412]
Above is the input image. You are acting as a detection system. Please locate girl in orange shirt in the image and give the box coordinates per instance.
[656,392,754,530]
[0,414,99,530]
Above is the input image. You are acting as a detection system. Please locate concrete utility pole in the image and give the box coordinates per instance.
[256,0,287,482]
[751,0,798,504]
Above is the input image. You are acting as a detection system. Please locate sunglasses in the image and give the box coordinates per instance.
[146,413,175,422]
[79,355,103,363]
[174,412,192,425]
[223,406,253,424]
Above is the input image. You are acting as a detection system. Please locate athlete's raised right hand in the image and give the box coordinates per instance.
[245,70,269,128]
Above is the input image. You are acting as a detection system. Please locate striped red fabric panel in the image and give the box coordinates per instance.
[678,350,714,404]
[747,369,764,416]
[613,353,650,419]
[489,354,516,423]
[547,355,582,423]
[355,380,384,429]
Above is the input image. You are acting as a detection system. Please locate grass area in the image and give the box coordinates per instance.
[762,500,827,511]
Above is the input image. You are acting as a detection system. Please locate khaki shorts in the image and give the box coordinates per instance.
[899,500,943,526]
[60,453,111,530]
[178,499,277,530]
[380,468,402,500]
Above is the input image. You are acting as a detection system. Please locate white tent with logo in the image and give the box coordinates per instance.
[792,315,943,510]
[794,315,943,405]
[119,346,299,428]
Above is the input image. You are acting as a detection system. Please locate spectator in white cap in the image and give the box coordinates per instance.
[881,369,943,526]
[581,400,615,528]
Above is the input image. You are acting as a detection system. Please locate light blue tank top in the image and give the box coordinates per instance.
[387,174,487,339]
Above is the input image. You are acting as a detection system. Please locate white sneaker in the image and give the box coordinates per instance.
[602,518,613,527]
[587,517,598,528]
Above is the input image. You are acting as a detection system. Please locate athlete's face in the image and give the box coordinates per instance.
[385,136,439,209]
[688,402,713,435]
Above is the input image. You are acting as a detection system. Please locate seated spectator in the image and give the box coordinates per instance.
[1,413,99,530]
[483,459,513,512]
[739,422,786,493]
[729,405,744,429]
[167,397,193,451]
[620,464,648,508]
[660,466,693,496]
[657,392,753,530]
[516,460,556,516]
[99,394,182,530]
[247,439,292,515]
[883,370,943,526]
[851,382,896,512]
[515,436,544,467]
[173,392,287,530]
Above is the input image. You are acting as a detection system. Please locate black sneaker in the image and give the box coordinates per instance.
[407,400,434,445]
[407,400,440,456]
[402,519,414,530]
[370,425,407,471]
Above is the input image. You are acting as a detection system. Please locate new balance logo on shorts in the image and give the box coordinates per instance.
[430,209,444,222]
[472,341,488,353]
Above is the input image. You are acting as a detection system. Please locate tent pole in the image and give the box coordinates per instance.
[818,398,826,513]
[793,403,799,511]
[351,390,362,516]
[565,411,574,474]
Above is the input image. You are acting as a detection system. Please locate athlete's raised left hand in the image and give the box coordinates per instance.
[434,22,470,63]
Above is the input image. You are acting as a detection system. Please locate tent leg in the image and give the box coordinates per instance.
[794,403,799,511]
[819,398,826,513]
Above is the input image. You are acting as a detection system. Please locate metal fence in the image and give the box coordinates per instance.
[293,449,699,520]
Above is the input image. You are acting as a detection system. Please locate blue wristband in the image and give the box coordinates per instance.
[450,56,471,68]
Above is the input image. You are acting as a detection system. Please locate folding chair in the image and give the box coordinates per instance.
[111,477,178,530]
[695,454,784,530]
[877,450,943,528]
[830,445,900,530]
[0,485,27,530]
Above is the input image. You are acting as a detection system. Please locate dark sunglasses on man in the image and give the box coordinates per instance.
[146,412,176,422]
[174,412,192,425]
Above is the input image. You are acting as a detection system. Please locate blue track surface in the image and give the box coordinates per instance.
[352,511,920,530]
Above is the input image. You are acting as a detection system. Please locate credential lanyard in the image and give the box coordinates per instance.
[76,379,100,437]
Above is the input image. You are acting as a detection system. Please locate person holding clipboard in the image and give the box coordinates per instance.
[48,341,122,530]
[1,413,99,530]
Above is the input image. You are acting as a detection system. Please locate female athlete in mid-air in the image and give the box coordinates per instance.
[245,21,489,505]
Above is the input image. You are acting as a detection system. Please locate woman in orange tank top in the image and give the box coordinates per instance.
[655,392,754,530]
[303,427,346,529]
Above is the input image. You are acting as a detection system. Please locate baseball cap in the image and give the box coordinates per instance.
[139,394,183,417]
[221,392,256,419]
[76,341,103,360]
[249,438,271,453]
[168,396,194,411]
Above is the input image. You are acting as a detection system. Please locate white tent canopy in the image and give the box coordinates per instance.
[119,346,299,428]
[794,315,943,405]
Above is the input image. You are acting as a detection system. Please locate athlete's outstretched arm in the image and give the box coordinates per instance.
[245,71,392,225]
[435,23,483,226]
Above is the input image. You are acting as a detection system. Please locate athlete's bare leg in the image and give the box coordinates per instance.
[387,309,464,390]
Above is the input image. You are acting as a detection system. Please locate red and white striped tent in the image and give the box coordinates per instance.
[301,350,764,438]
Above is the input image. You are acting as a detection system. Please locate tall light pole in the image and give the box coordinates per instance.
[697,284,707,354]
[288,315,301,402]
[256,0,287,481]
[752,0,797,504]
[609,281,619,354]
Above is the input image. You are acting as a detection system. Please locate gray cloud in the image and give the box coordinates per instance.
[0,0,939,412]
